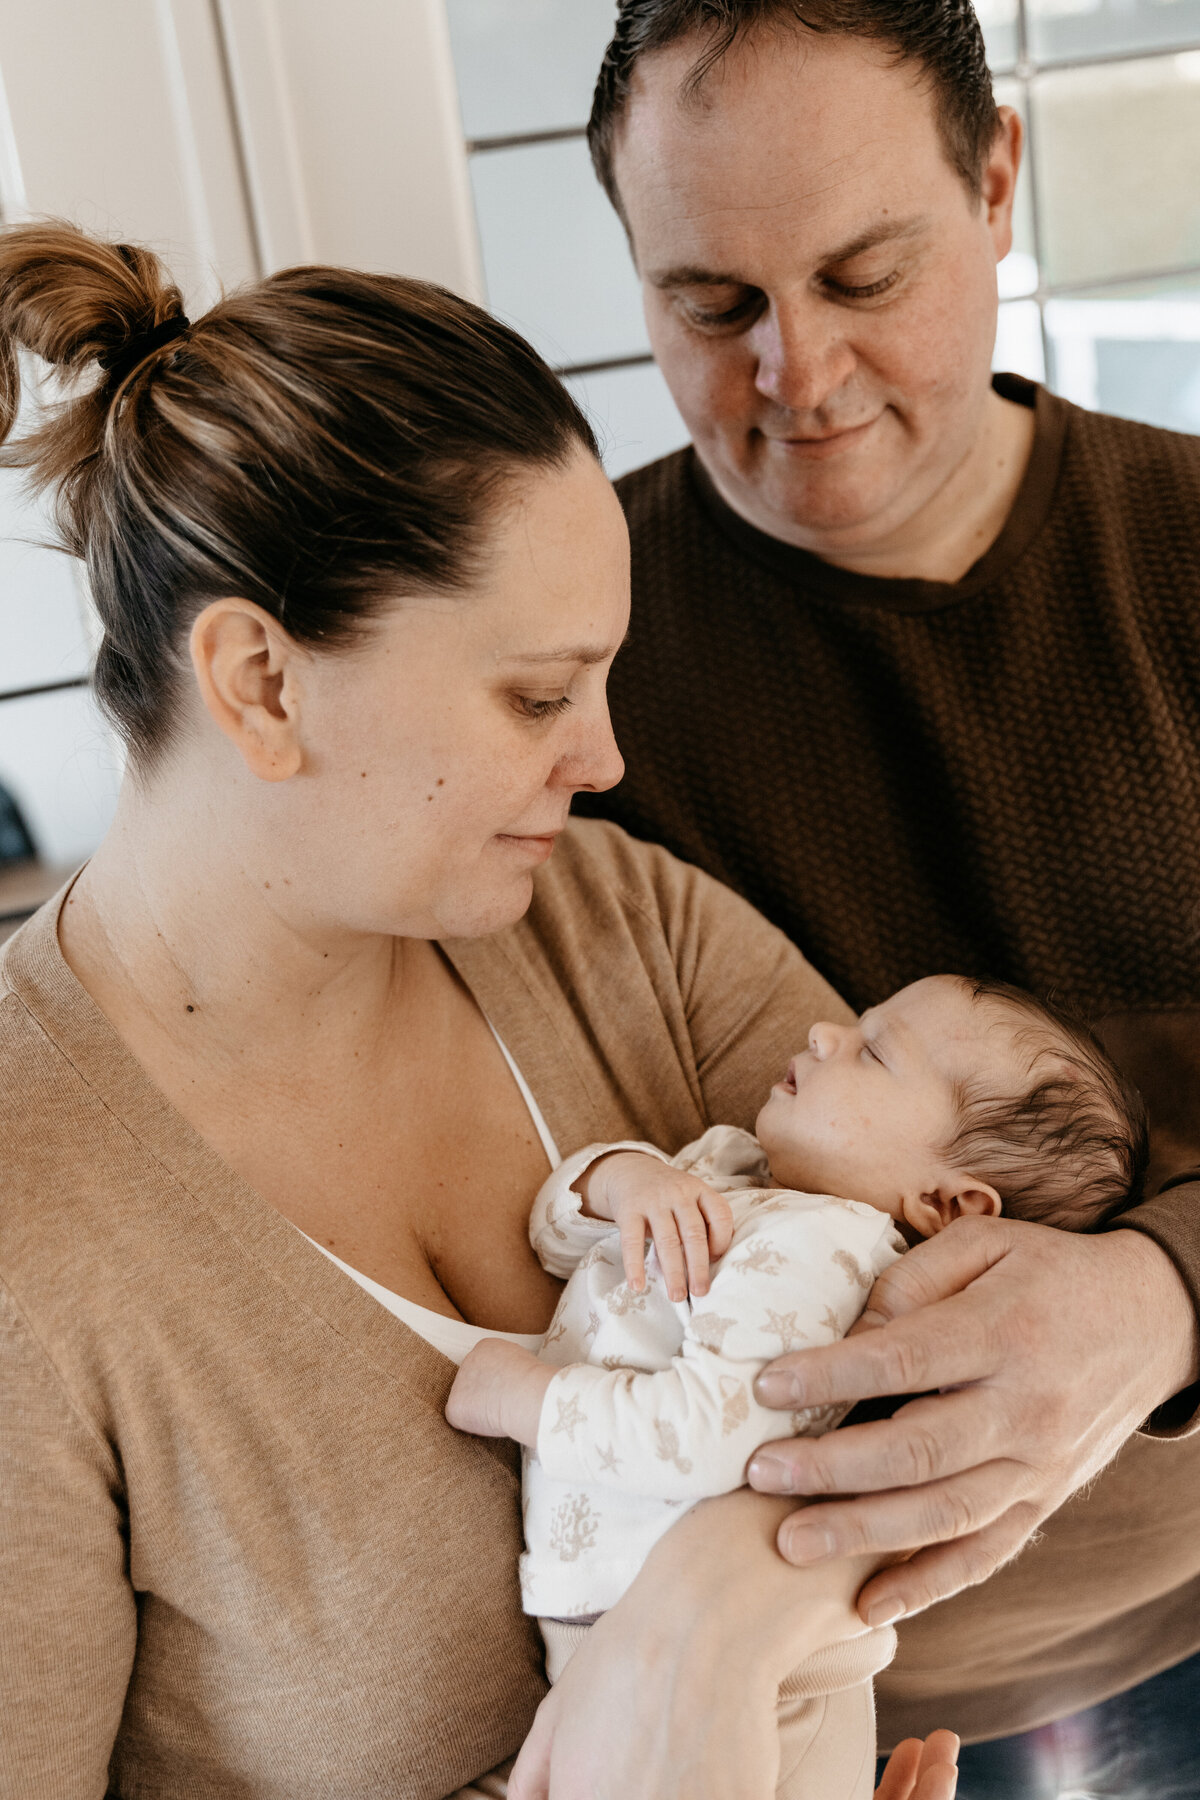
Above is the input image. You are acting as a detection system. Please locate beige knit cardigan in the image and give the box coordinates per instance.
[2,821,1198,1798]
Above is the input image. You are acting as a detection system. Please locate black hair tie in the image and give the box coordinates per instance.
[99,313,191,387]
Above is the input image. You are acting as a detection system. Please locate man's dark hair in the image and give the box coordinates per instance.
[942,978,1150,1232]
[589,1,1001,220]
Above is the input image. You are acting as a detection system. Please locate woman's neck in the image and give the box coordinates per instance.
[59,776,423,1081]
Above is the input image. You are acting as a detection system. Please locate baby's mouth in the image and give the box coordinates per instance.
[783,1059,798,1094]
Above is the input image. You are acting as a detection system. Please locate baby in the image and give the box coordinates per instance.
[447,974,1147,1798]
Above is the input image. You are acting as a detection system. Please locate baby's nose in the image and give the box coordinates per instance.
[808,1020,840,1058]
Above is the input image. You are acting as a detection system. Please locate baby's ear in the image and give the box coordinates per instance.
[901,1181,1002,1238]
[950,1181,1003,1222]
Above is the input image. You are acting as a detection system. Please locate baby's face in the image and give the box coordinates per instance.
[755,975,1019,1224]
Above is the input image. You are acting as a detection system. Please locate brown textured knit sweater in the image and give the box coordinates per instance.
[578,373,1200,1736]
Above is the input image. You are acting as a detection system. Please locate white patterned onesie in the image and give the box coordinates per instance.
[521,1123,905,1622]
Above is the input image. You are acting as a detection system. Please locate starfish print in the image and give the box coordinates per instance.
[764,1308,807,1353]
[818,1306,842,1338]
[542,1316,568,1349]
[583,1308,601,1344]
[596,1442,622,1475]
[551,1394,588,1442]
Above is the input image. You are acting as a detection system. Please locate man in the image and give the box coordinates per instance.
[575,2,1200,1791]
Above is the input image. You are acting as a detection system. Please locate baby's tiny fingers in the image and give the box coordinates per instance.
[618,1214,650,1293]
[650,1215,690,1302]
[675,1204,715,1297]
[698,1188,735,1259]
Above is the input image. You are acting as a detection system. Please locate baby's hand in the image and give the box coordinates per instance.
[446,1338,554,1448]
[575,1151,735,1301]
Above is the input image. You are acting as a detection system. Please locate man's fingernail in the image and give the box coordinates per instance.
[866,1598,906,1628]
[748,1455,795,1494]
[754,1372,799,1406]
[783,1524,834,1563]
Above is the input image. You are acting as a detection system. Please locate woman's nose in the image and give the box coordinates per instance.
[557,704,625,795]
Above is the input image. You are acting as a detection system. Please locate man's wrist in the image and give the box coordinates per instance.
[1108,1228,1200,1404]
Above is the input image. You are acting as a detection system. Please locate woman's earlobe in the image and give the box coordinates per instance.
[189,599,304,781]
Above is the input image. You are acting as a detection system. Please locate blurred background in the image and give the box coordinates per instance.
[2,0,1199,938]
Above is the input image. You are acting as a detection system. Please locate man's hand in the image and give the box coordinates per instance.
[574,1151,734,1300]
[875,1733,959,1800]
[747,1218,1199,1625]
[445,1338,554,1447]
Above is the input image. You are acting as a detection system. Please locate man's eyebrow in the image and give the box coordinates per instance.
[648,217,931,291]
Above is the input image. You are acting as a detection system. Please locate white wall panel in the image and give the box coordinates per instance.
[0,0,258,306]
[217,0,483,295]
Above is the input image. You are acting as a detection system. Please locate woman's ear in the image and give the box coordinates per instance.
[189,599,306,781]
[901,1180,1003,1238]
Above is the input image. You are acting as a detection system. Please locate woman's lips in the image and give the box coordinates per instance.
[496,831,560,863]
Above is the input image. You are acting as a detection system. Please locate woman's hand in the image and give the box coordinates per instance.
[508,1489,884,1800]
[875,1733,960,1800]
[748,1220,1200,1624]
[573,1150,733,1300]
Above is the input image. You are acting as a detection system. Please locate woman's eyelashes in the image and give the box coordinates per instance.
[512,693,574,722]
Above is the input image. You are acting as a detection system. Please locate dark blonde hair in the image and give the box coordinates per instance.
[0,223,598,760]
[944,978,1149,1231]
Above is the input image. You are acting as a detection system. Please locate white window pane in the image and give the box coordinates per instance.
[1031,55,1200,289]
[1028,0,1200,63]
[1045,283,1200,430]
[994,299,1047,380]
[978,0,1021,71]
[471,136,647,368]
[565,359,689,479]
[0,686,121,866]
[445,0,616,141]
[0,469,93,695]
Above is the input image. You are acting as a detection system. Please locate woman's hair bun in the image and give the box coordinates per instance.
[0,220,186,513]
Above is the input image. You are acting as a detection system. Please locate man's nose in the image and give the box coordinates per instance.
[751,297,856,415]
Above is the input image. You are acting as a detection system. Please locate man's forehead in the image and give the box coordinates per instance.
[613,28,951,254]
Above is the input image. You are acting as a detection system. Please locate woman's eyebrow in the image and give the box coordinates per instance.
[502,633,631,667]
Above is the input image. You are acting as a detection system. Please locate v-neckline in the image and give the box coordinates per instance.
[1,880,590,1384]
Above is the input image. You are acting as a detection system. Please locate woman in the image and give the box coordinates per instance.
[0,224,954,1800]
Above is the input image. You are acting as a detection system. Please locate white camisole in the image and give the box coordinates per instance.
[300,1025,557,1365]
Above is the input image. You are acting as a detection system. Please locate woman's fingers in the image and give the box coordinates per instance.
[748,1386,1010,1497]
[507,1699,553,1800]
[874,1739,923,1800]
[874,1732,959,1800]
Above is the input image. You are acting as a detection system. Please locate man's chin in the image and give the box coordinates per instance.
[706,443,904,552]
